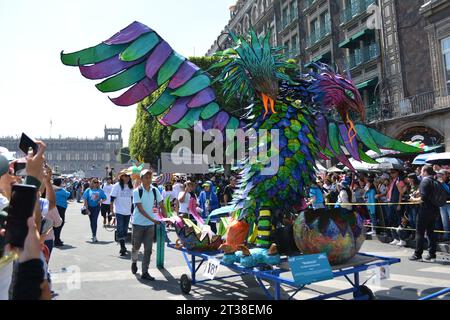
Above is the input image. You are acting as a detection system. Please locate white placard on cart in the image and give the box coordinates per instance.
[203,258,221,280]
[365,265,390,287]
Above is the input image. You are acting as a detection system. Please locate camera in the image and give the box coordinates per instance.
[13,161,27,176]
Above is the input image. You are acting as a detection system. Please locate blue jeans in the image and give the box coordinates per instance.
[88,206,101,237]
[408,206,418,229]
[367,205,376,228]
[45,239,54,256]
[116,214,131,241]
[439,204,450,240]
[386,205,401,237]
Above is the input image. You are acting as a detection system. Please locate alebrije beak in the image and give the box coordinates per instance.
[261,93,276,118]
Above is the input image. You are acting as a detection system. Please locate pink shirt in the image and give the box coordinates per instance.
[387,178,405,202]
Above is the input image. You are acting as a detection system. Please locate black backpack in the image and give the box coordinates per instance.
[429,178,448,208]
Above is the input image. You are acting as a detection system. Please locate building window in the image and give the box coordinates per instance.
[291,34,299,57]
[442,36,450,94]
[290,1,297,22]
[282,7,289,28]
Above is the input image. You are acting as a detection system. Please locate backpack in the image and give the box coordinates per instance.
[138,186,159,242]
[429,178,448,207]
[138,186,158,208]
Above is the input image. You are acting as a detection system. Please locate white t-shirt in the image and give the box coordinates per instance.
[162,190,176,202]
[172,183,183,198]
[178,191,190,214]
[338,190,353,211]
[110,182,133,216]
[102,183,114,205]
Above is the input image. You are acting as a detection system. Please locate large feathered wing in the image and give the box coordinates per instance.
[314,115,423,169]
[61,21,242,131]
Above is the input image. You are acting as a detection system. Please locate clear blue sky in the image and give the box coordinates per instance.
[0,0,235,146]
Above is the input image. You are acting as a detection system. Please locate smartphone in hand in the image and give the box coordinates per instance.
[19,133,38,156]
[13,161,27,176]
[5,184,37,248]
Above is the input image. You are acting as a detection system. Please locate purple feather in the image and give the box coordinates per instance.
[109,78,158,106]
[104,21,153,45]
[187,88,216,108]
[317,152,329,161]
[79,54,146,80]
[168,61,199,89]
[338,124,360,161]
[158,97,190,126]
[145,41,173,79]
[213,111,230,131]
[193,114,218,133]
[315,115,328,148]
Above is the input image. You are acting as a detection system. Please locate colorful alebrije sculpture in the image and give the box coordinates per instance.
[62,22,421,263]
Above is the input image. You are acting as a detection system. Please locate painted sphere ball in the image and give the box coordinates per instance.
[293,209,366,265]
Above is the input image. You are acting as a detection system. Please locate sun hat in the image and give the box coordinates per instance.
[140,169,152,178]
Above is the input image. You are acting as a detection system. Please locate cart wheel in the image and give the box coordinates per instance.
[180,274,191,295]
[354,285,375,300]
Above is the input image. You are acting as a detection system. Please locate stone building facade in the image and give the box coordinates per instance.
[207,0,450,150]
[0,127,123,177]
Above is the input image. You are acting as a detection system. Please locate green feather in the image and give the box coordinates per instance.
[284,128,297,140]
[172,107,203,129]
[157,52,185,86]
[200,102,220,120]
[288,139,300,153]
[171,74,211,97]
[95,61,146,93]
[368,128,422,153]
[226,117,240,130]
[355,124,382,154]
[290,119,302,132]
[328,122,341,154]
[358,148,379,164]
[147,90,176,116]
[61,43,127,66]
[119,32,159,62]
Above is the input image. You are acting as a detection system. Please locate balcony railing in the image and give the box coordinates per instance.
[365,103,379,123]
[306,23,331,48]
[367,90,450,123]
[346,43,380,68]
[341,0,377,24]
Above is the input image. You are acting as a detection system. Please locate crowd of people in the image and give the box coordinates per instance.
[309,165,450,261]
